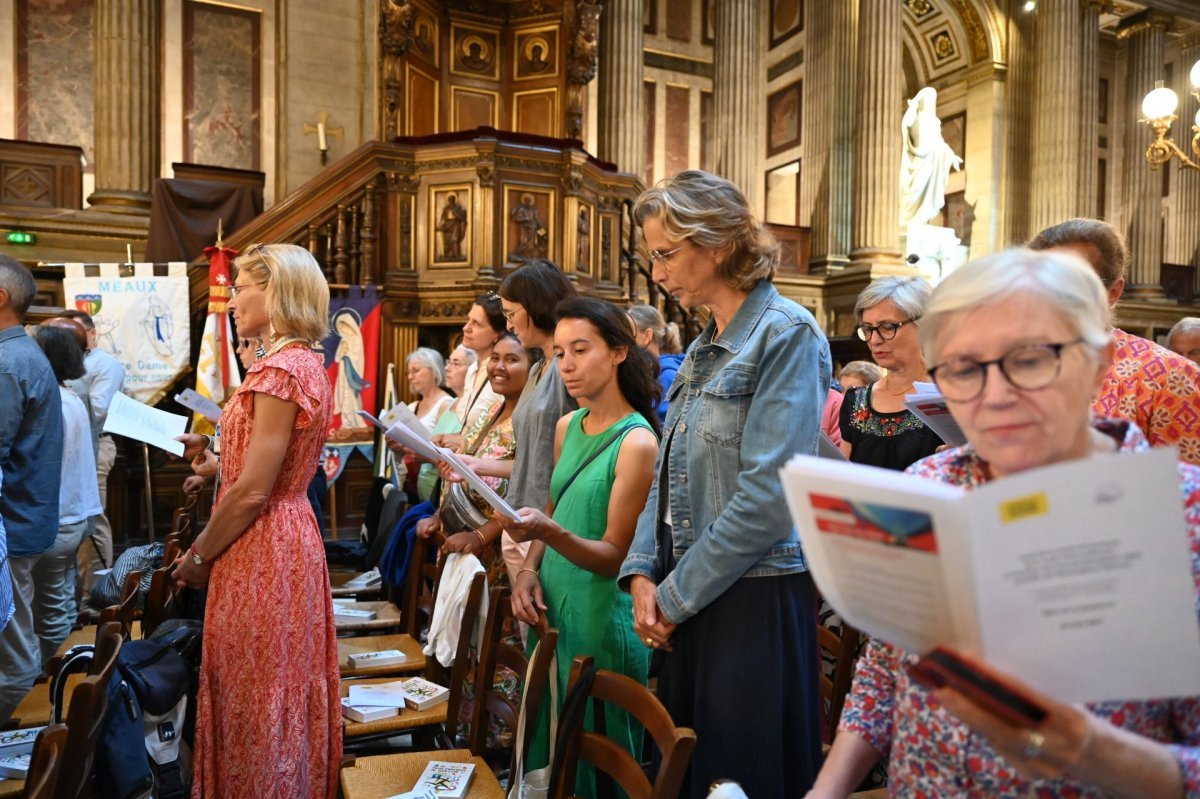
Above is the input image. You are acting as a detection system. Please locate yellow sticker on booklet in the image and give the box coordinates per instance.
[998,492,1049,523]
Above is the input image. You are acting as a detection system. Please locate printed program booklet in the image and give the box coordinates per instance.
[0,753,30,779]
[780,446,1200,703]
[412,760,475,798]
[340,697,400,723]
[347,678,449,711]
[0,726,44,759]
[900,382,965,446]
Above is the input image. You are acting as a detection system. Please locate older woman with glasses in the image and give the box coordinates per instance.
[807,248,1200,799]
[838,276,944,471]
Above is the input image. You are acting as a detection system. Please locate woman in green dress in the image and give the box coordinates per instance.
[502,296,662,793]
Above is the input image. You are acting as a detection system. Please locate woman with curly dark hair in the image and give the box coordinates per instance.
[502,296,661,795]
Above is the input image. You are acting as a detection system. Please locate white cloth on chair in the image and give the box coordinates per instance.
[422,552,488,668]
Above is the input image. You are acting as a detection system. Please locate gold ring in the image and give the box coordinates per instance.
[1021,730,1045,760]
[644,637,654,647]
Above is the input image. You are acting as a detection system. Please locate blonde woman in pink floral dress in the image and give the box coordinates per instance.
[174,244,339,799]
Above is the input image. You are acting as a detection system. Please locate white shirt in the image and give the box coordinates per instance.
[58,387,102,525]
[422,553,488,668]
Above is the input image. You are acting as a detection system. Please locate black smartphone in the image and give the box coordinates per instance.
[907,647,1048,728]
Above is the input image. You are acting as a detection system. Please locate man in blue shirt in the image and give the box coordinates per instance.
[0,254,63,721]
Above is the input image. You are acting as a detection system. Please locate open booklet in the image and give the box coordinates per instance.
[780,447,1200,703]
[901,381,966,446]
[357,410,521,522]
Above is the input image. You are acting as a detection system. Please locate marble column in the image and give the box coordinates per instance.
[88,0,161,213]
[1120,12,1170,298]
[597,0,644,175]
[1076,0,1104,220]
[849,0,904,273]
[1005,7,1036,244]
[1166,33,1200,284]
[1030,0,1082,234]
[799,0,857,270]
[713,0,764,212]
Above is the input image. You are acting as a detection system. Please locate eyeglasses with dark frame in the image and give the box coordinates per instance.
[855,318,919,342]
[929,339,1086,402]
[648,245,685,264]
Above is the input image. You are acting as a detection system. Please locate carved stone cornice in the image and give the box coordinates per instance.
[1116,10,1173,40]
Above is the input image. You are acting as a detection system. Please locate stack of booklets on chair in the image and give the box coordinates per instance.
[341,677,450,722]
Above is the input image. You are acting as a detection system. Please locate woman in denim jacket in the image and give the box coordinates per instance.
[618,170,831,799]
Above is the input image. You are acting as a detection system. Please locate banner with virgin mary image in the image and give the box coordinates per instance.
[322,285,381,482]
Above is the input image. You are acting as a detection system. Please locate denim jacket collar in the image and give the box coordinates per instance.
[0,325,26,345]
[701,279,779,354]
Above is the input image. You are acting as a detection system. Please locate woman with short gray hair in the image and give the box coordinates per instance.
[838,275,944,470]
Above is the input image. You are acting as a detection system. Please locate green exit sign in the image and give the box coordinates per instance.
[5,231,36,245]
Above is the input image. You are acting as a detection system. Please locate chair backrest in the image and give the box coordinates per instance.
[97,569,144,641]
[53,622,123,799]
[21,724,68,799]
[402,532,447,639]
[140,566,178,639]
[160,536,181,568]
[431,570,486,746]
[467,586,558,764]
[551,655,696,799]
[817,620,861,745]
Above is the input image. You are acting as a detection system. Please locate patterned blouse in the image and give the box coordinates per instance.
[460,400,517,498]
[839,384,944,471]
[1093,328,1200,466]
[839,419,1200,798]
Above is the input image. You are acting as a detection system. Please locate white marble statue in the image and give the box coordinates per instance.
[899,87,963,229]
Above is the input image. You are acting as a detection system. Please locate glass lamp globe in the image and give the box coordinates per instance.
[1142,86,1179,120]
[1191,58,1200,91]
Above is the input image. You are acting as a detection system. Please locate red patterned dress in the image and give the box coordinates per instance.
[191,347,340,799]
[1092,328,1200,465]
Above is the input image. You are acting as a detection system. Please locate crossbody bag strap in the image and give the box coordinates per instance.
[552,421,639,507]
[509,639,559,798]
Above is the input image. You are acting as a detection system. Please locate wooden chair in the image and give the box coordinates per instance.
[140,566,179,640]
[51,622,123,799]
[11,578,143,730]
[341,570,486,750]
[333,528,438,636]
[336,532,440,679]
[467,587,558,771]
[339,748,504,799]
[817,619,861,746]
[20,724,68,799]
[549,655,696,799]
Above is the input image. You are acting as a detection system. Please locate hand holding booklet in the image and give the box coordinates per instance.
[357,410,521,522]
[780,447,1200,704]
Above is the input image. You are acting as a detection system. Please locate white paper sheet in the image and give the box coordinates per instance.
[174,388,223,424]
[379,402,433,441]
[103,392,188,456]
[902,383,966,446]
[347,681,408,709]
[818,432,847,460]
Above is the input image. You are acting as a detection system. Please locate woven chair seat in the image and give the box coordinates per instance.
[338,633,426,678]
[340,749,504,799]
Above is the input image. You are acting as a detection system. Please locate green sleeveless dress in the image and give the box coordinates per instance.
[526,409,653,793]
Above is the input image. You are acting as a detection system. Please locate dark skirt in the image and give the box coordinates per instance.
[654,569,823,799]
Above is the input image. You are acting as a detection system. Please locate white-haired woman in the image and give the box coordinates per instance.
[406,346,454,431]
[807,248,1200,799]
[173,243,339,798]
[838,276,943,470]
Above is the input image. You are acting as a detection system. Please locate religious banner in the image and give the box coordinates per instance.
[190,245,242,434]
[62,263,191,404]
[323,285,381,445]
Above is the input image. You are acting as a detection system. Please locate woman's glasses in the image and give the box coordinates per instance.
[855,318,919,342]
[929,339,1085,402]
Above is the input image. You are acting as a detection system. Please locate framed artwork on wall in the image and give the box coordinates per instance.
[767,80,802,157]
[770,0,803,49]
[428,184,473,268]
[184,0,261,170]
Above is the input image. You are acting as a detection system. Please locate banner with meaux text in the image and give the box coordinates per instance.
[62,262,191,404]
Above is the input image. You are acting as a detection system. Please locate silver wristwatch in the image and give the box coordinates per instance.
[190,548,206,566]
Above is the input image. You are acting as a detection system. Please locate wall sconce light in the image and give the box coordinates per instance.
[303,112,344,166]
[1140,60,1200,172]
